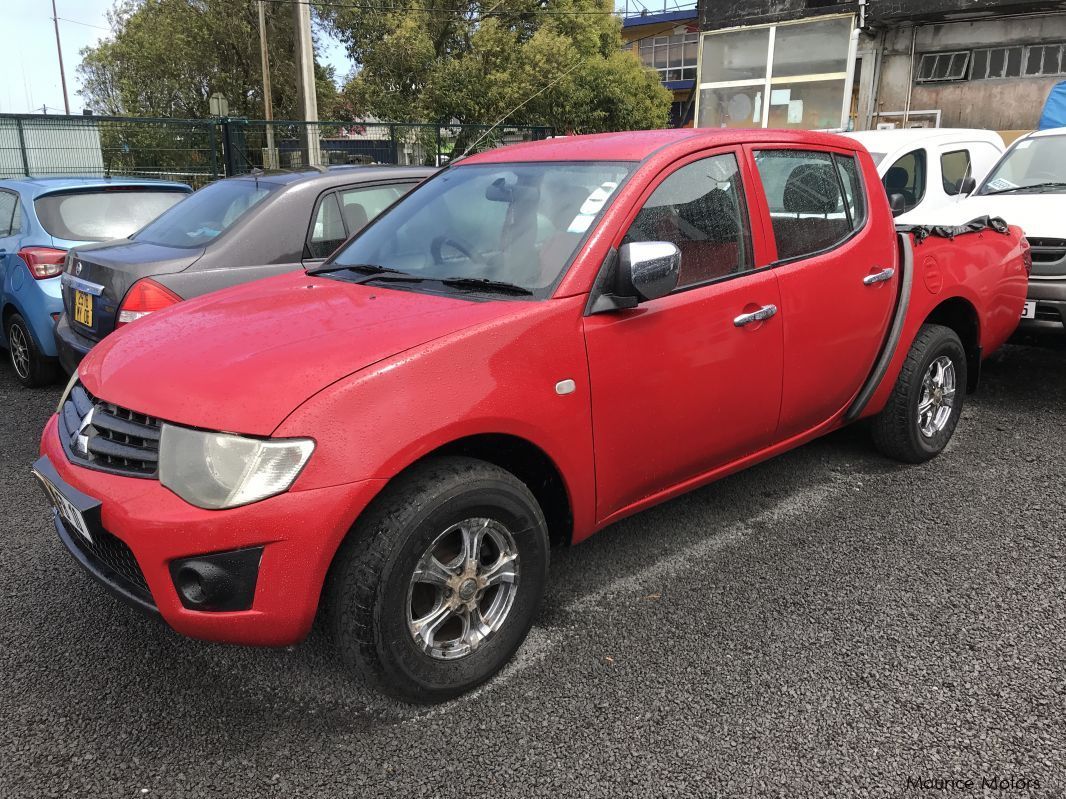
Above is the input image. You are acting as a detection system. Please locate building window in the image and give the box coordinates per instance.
[972,46,1024,79]
[1022,43,1065,76]
[695,16,855,131]
[915,51,970,83]
[633,31,699,83]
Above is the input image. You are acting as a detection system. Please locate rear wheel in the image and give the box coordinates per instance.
[327,456,549,703]
[5,313,58,388]
[872,323,967,463]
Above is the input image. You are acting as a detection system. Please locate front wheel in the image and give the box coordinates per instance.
[871,323,968,463]
[327,456,550,703]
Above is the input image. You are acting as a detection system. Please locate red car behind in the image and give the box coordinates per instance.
[33,129,1029,703]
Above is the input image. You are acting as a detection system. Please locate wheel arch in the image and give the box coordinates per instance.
[924,296,981,392]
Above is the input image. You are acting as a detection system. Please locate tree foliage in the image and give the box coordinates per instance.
[78,0,339,119]
[318,0,672,131]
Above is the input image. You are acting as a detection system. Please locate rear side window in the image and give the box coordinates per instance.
[34,189,187,242]
[753,149,864,262]
[337,184,412,233]
[883,149,926,212]
[0,191,16,237]
[941,149,972,195]
[134,179,278,248]
[622,152,752,289]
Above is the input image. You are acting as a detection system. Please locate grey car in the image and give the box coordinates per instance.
[55,165,434,373]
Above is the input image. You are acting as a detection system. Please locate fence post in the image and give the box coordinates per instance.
[15,118,29,176]
[209,121,219,180]
[389,124,397,165]
[435,125,442,167]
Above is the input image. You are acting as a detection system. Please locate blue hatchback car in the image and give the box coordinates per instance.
[0,177,191,386]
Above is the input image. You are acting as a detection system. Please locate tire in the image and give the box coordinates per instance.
[327,456,550,703]
[871,323,968,464]
[5,312,59,388]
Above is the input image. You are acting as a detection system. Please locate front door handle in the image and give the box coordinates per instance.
[734,304,778,327]
[863,267,895,285]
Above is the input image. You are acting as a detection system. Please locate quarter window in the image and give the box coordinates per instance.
[308,193,347,259]
[753,149,863,261]
[941,149,973,196]
[621,153,752,289]
[0,191,16,237]
[883,149,927,214]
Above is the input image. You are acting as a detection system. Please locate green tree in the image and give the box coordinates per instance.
[319,0,671,132]
[78,0,340,119]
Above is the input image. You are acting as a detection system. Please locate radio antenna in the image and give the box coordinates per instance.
[457,58,583,160]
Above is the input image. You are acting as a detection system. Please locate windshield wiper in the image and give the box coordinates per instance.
[440,276,534,296]
[983,181,1066,196]
[306,263,424,283]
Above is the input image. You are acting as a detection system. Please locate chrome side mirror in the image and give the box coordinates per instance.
[619,241,680,302]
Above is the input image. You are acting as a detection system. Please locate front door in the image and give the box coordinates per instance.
[749,146,898,440]
[582,150,784,521]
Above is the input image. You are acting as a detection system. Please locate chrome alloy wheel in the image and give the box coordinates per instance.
[407,518,520,660]
[917,355,956,438]
[8,323,30,380]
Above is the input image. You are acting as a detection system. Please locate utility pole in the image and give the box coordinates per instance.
[51,0,71,115]
[292,0,320,166]
[258,1,277,168]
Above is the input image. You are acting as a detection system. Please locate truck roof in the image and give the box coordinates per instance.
[459,128,865,164]
[844,128,1004,154]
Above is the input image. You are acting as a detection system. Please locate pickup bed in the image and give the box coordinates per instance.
[34,129,1030,703]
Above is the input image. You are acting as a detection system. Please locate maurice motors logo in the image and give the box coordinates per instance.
[905,775,1042,792]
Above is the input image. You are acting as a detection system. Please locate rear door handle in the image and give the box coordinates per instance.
[863,267,895,285]
[734,304,778,327]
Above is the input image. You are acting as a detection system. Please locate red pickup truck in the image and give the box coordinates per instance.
[33,129,1029,703]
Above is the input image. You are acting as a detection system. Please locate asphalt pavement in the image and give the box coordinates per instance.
[1,341,1064,798]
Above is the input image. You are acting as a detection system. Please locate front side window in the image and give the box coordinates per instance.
[754,149,862,261]
[978,134,1066,194]
[883,149,927,212]
[308,193,347,259]
[337,184,412,233]
[134,179,279,248]
[941,149,973,196]
[329,162,633,295]
[622,153,752,289]
[35,189,187,242]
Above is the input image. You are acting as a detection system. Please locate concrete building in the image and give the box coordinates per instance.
[692,0,1066,133]
[621,4,700,126]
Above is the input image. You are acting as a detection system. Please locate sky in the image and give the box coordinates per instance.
[0,0,659,115]
[0,0,351,115]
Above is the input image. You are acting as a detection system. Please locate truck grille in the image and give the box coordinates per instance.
[59,382,161,478]
[1026,238,1066,264]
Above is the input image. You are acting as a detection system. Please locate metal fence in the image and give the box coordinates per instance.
[0,114,555,187]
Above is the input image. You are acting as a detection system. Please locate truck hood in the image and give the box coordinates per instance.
[79,272,525,436]
[921,194,1066,239]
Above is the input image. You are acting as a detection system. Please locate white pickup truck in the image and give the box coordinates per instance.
[915,127,1066,337]
[845,129,1004,225]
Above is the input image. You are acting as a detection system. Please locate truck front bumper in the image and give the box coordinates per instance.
[35,414,385,647]
[1019,279,1066,336]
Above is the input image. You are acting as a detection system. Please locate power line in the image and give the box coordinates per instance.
[257,0,624,16]
[55,16,111,31]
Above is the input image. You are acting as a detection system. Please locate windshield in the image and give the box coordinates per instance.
[327,162,634,295]
[978,134,1066,194]
[134,178,280,248]
[34,189,187,242]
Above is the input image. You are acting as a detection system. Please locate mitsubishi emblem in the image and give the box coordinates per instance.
[74,260,83,276]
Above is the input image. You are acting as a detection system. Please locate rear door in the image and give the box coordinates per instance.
[582,148,783,521]
[748,146,897,440]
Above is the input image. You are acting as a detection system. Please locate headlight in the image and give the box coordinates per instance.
[159,424,314,510]
[56,370,79,414]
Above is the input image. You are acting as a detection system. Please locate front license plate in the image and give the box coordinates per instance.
[34,470,93,544]
[74,290,93,327]
[1021,301,1036,320]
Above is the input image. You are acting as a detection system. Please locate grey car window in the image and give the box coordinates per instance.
[308,193,348,259]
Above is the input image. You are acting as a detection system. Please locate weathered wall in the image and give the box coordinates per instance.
[700,0,855,30]
[873,14,1066,128]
